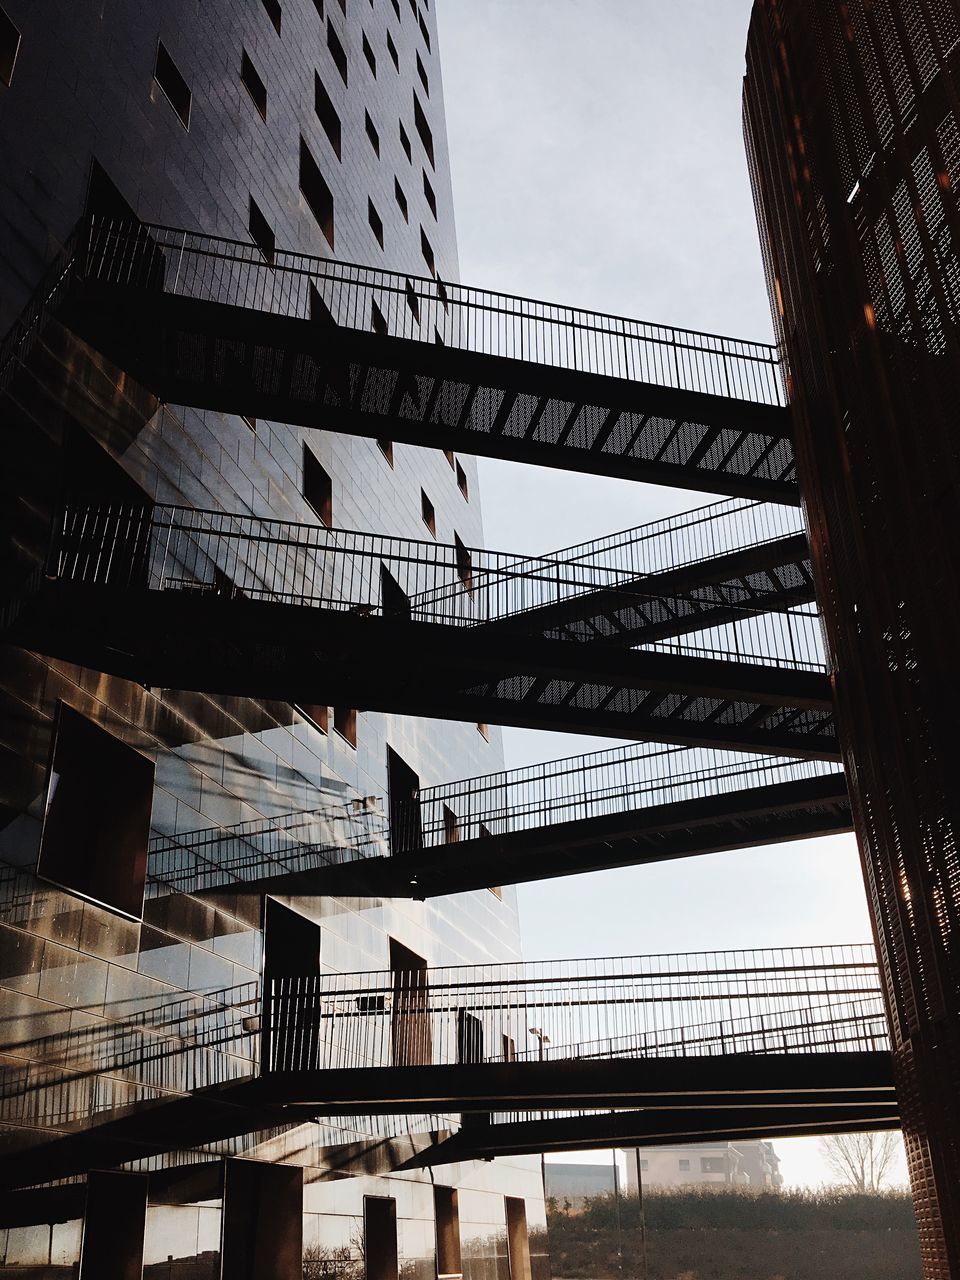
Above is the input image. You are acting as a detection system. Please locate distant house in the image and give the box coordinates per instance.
[624,1140,783,1191]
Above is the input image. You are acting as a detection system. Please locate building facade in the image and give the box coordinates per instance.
[625,1142,782,1192]
[743,2,960,1276]
[0,1,547,1276]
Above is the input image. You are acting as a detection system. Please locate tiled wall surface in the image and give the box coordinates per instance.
[0,0,547,1273]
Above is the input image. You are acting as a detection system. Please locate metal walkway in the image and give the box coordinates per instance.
[12,218,797,502]
[187,745,849,900]
[0,945,892,1190]
[11,502,837,758]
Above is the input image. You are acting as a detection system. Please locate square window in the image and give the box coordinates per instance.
[334,706,357,747]
[249,196,275,263]
[399,119,412,162]
[421,489,435,536]
[241,49,267,120]
[314,74,342,159]
[261,0,282,33]
[422,170,437,218]
[154,41,191,128]
[394,177,408,221]
[300,137,335,247]
[456,460,468,499]
[0,7,21,88]
[303,444,332,525]
[38,703,154,919]
[362,31,376,75]
[365,110,380,156]
[413,92,434,167]
[327,19,348,84]
[368,199,384,249]
[420,226,435,275]
[678,1159,690,1171]
[377,438,394,466]
[416,51,429,95]
[387,31,399,71]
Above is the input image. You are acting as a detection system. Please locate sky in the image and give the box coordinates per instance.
[434,0,908,1191]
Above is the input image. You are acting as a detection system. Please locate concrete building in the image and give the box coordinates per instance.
[625,1141,782,1192]
[0,1,546,1276]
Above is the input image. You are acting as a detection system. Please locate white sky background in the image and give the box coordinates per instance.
[435,0,908,1192]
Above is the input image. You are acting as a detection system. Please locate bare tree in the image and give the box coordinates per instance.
[819,1131,902,1191]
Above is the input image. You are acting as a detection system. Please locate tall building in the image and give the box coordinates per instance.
[0,1,547,1276]
[743,2,960,1275]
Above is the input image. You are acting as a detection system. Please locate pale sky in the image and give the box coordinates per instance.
[435,0,908,1192]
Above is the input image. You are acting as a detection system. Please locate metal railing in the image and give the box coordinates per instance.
[147,797,389,894]
[48,502,826,671]
[266,943,884,1073]
[412,744,843,851]
[77,217,785,406]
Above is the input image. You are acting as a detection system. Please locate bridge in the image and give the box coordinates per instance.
[3,217,795,502]
[0,945,893,1189]
[149,744,849,900]
[10,499,836,757]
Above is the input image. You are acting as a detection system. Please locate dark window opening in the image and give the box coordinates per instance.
[489,884,502,899]
[300,137,335,247]
[368,199,384,248]
[313,0,323,14]
[85,159,138,223]
[405,277,420,321]
[261,0,282,33]
[419,10,430,49]
[392,0,401,16]
[314,74,342,158]
[377,438,394,465]
[310,283,337,326]
[420,489,435,536]
[701,1157,725,1173]
[502,1032,515,1060]
[443,449,455,468]
[390,938,430,1065]
[443,804,459,843]
[434,327,444,344]
[423,170,437,218]
[365,109,380,155]
[262,899,320,1065]
[0,7,21,88]
[334,706,357,747]
[399,119,412,161]
[371,300,388,335]
[387,747,421,853]
[436,275,448,308]
[477,721,488,739]
[505,1199,531,1280]
[420,226,435,275]
[387,31,399,70]
[457,1008,482,1063]
[380,563,410,618]
[416,51,429,95]
[154,41,191,128]
[456,460,468,499]
[303,443,332,525]
[327,19,348,83]
[38,703,154,919]
[364,1198,398,1280]
[240,49,267,120]
[362,31,376,75]
[407,0,416,14]
[242,415,257,432]
[394,177,408,221]
[454,533,473,593]
[337,0,346,11]
[434,1187,462,1279]
[413,91,434,166]
[248,196,275,263]
[297,703,328,733]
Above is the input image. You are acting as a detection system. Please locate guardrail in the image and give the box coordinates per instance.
[265,943,884,1073]
[48,502,826,671]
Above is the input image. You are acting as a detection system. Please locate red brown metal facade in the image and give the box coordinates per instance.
[744,2,960,1274]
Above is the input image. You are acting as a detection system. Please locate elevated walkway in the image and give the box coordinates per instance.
[0,945,892,1190]
[7,219,797,502]
[200,746,849,900]
[10,503,837,757]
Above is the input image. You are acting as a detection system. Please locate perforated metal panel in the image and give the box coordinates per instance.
[745,3,960,1274]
